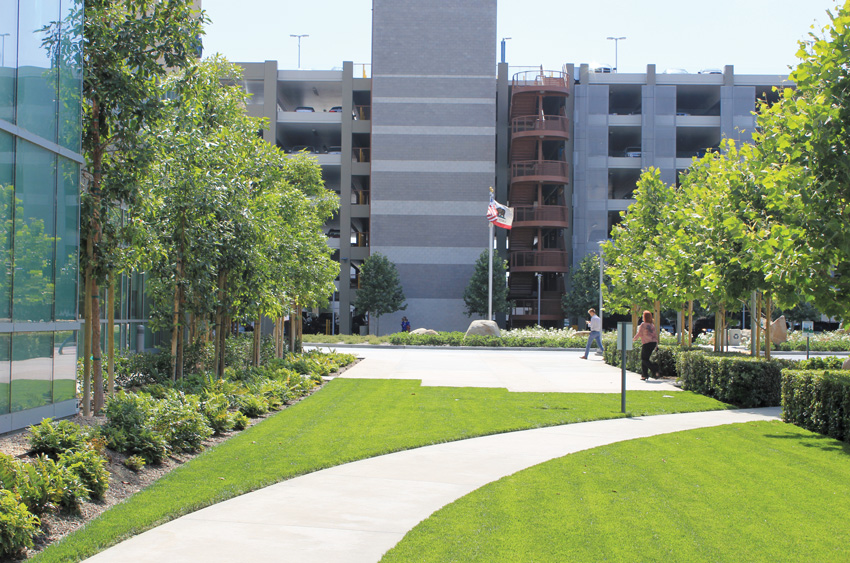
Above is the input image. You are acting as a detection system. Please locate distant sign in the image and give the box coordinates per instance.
[802,321,814,335]
[618,322,633,351]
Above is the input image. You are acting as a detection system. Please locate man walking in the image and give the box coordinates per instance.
[580,308,604,359]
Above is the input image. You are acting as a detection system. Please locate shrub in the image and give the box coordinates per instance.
[200,391,233,434]
[677,352,791,407]
[795,356,845,370]
[11,456,65,515]
[153,390,213,454]
[58,448,109,501]
[28,418,90,459]
[0,489,39,560]
[232,412,250,431]
[238,394,269,418]
[113,349,172,389]
[782,369,850,442]
[100,392,169,464]
[123,455,146,472]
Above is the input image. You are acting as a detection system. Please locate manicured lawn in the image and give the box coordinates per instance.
[383,421,850,562]
[33,379,727,562]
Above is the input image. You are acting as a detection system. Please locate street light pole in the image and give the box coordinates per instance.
[606,36,626,73]
[535,273,542,326]
[290,34,309,69]
[598,243,604,326]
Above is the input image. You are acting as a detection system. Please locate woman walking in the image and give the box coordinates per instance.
[633,310,659,380]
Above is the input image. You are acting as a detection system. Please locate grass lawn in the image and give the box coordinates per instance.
[383,421,850,562]
[32,379,727,562]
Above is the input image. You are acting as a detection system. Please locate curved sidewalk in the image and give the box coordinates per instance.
[86,407,781,563]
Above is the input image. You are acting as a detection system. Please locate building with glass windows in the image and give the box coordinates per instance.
[0,1,84,433]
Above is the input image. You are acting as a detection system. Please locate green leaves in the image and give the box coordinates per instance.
[354,253,407,326]
[463,251,510,318]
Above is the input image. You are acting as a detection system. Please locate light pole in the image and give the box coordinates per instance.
[290,34,308,69]
[606,36,626,73]
[500,37,511,64]
[0,33,10,68]
[535,272,542,326]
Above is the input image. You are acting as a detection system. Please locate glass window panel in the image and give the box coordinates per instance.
[0,130,12,320]
[13,140,56,322]
[0,334,9,415]
[11,332,53,412]
[54,157,78,320]
[58,0,82,152]
[17,0,60,141]
[0,0,18,123]
[52,329,75,403]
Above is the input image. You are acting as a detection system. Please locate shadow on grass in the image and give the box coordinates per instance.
[765,429,850,455]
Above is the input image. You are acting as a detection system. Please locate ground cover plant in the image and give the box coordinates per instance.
[31,380,728,562]
[382,421,850,562]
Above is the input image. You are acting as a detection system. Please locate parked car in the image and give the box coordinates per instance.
[329,106,343,112]
[326,145,342,154]
[662,68,688,74]
[698,68,723,75]
[623,146,641,157]
[591,64,613,74]
[294,106,315,112]
[288,145,317,154]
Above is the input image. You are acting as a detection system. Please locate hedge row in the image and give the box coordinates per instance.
[602,340,685,380]
[387,331,589,348]
[782,369,850,442]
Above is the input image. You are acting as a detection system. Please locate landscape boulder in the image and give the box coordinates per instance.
[769,315,788,345]
[410,328,438,336]
[843,358,850,370]
[465,320,500,338]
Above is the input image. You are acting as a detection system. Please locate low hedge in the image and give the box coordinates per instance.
[387,331,588,348]
[781,369,850,442]
[676,352,792,408]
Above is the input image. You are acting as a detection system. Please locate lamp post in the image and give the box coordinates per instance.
[598,243,605,326]
[500,37,511,64]
[535,272,542,326]
[0,33,10,68]
[290,34,308,69]
[606,36,626,73]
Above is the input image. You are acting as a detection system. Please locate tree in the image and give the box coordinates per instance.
[562,253,605,325]
[65,0,206,413]
[354,253,407,335]
[462,251,510,318]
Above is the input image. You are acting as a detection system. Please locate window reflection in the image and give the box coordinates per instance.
[0,0,18,123]
[11,332,53,412]
[13,140,57,322]
[0,334,9,415]
[57,0,83,152]
[16,0,61,141]
[55,158,78,321]
[53,330,75,403]
[0,130,11,320]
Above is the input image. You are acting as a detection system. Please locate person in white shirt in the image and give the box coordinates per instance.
[580,308,604,359]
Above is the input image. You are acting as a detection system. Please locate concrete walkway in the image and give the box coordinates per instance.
[86,348,782,562]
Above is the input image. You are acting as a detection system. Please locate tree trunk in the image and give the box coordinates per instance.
[755,293,762,358]
[253,316,262,366]
[82,252,92,417]
[654,300,660,339]
[170,282,180,381]
[688,300,694,347]
[765,294,772,361]
[91,280,103,414]
[214,272,225,378]
[107,275,115,397]
[631,303,638,331]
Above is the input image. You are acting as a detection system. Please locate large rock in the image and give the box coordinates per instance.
[410,328,438,336]
[465,320,500,338]
[769,315,788,345]
[842,358,850,370]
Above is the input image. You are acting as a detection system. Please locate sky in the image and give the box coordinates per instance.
[200,0,839,76]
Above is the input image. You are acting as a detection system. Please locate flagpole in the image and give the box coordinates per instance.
[488,187,494,321]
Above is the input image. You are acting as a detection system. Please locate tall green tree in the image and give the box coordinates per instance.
[78,0,206,411]
[354,253,407,335]
[462,251,510,318]
[562,253,605,325]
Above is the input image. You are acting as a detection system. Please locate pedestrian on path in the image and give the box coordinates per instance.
[633,310,659,379]
[580,308,604,359]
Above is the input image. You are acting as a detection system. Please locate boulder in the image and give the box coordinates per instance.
[410,328,438,336]
[465,320,500,338]
[769,315,788,345]
[843,358,850,371]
